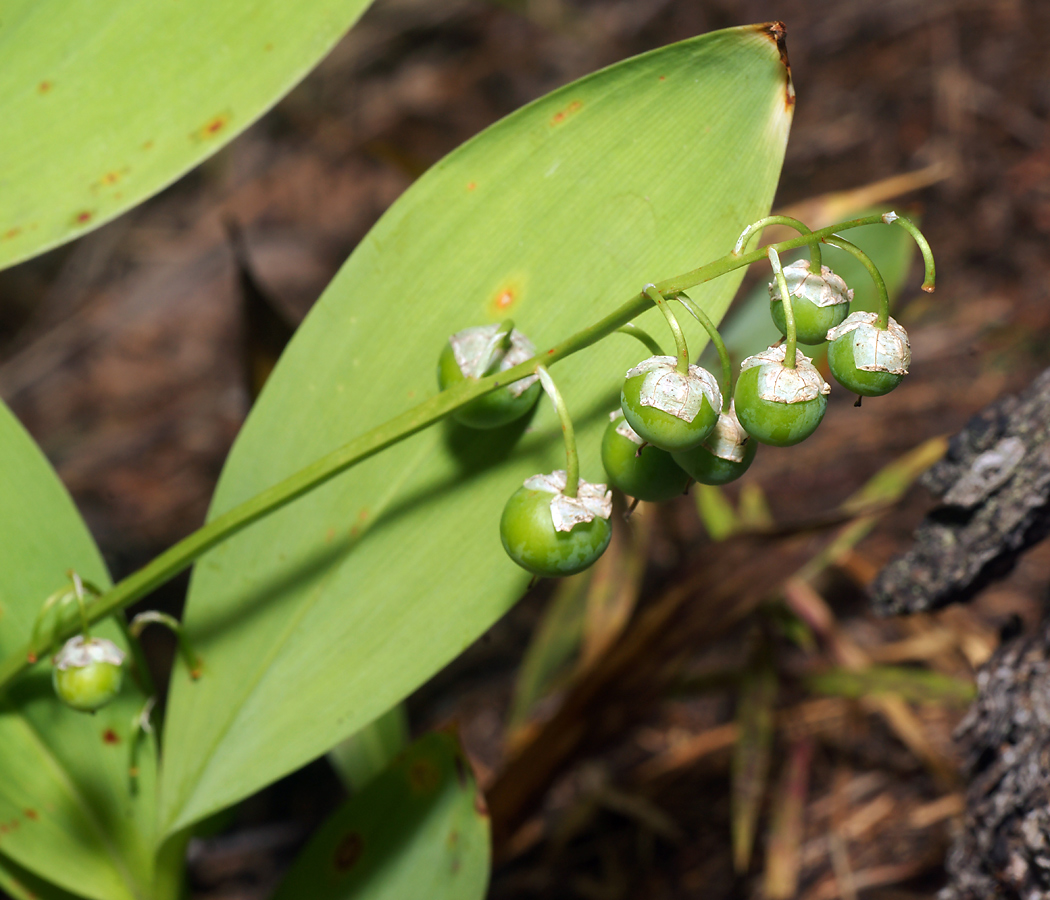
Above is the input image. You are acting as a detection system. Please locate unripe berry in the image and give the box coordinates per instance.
[438,324,541,429]
[52,636,125,713]
[620,356,721,452]
[826,312,910,397]
[769,260,852,345]
[601,411,691,502]
[734,345,830,447]
[672,401,757,485]
[500,471,612,577]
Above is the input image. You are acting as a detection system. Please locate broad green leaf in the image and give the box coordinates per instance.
[0,0,375,270]
[328,705,409,793]
[0,852,84,900]
[273,732,489,900]
[0,402,158,900]
[161,24,794,833]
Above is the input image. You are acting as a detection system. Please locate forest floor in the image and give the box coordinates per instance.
[3,0,1050,897]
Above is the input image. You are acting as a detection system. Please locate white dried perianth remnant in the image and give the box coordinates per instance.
[448,324,539,397]
[609,408,645,446]
[52,635,125,670]
[825,312,911,375]
[768,259,853,308]
[523,470,613,532]
[740,345,830,404]
[624,355,721,423]
[702,401,750,463]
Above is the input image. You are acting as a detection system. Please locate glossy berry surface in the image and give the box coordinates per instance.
[620,373,718,453]
[52,639,124,712]
[601,417,691,502]
[770,295,849,346]
[827,335,904,397]
[734,365,827,447]
[673,436,757,485]
[438,341,541,430]
[500,486,611,577]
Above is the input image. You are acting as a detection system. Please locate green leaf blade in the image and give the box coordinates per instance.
[0,0,375,270]
[0,403,158,900]
[273,732,490,900]
[161,24,793,834]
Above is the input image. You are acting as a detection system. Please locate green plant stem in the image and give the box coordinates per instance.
[0,212,928,692]
[129,611,202,679]
[884,212,935,292]
[482,318,516,376]
[767,247,797,368]
[644,284,689,374]
[616,323,664,356]
[734,214,820,269]
[673,293,733,411]
[535,366,579,498]
[824,235,891,329]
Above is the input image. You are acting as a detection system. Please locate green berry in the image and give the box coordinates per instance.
[601,413,691,502]
[500,472,612,577]
[52,636,125,712]
[769,260,852,345]
[672,404,757,485]
[438,325,541,429]
[733,346,830,447]
[620,356,720,452]
[826,312,910,398]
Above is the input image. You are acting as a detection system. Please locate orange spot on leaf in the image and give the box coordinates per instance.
[264,42,274,51]
[74,210,93,226]
[101,171,122,186]
[659,75,666,81]
[192,112,232,141]
[3,227,21,240]
[38,81,52,94]
[358,508,369,521]
[103,729,120,744]
[325,527,335,543]
[333,832,364,871]
[24,809,38,821]
[550,99,583,126]
[142,140,154,151]
[466,181,477,192]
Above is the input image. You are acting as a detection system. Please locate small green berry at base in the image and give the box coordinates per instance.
[601,413,691,502]
[733,346,830,447]
[825,312,911,398]
[500,474,612,577]
[438,325,541,429]
[620,356,721,452]
[673,417,757,485]
[52,636,125,712]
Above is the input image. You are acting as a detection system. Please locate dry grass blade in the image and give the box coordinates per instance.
[732,648,778,873]
[763,738,815,899]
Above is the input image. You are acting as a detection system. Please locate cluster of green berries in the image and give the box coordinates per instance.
[440,251,912,580]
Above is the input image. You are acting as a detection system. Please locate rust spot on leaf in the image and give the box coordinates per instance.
[38,81,52,94]
[24,809,38,821]
[142,140,154,151]
[3,227,21,240]
[757,21,794,110]
[550,99,583,126]
[325,527,335,543]
[101,171,122,186]
[408,758,441,794]
[192,112,232,141]
[659,75,666,81]
[466,181,477,192]
[103,728,120,744]
[74,210,94,226]
[333,832,364,871]
[358,508,369,521]
[264,42,274,51]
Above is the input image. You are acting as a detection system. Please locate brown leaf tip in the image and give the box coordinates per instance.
[757,21,794,109]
